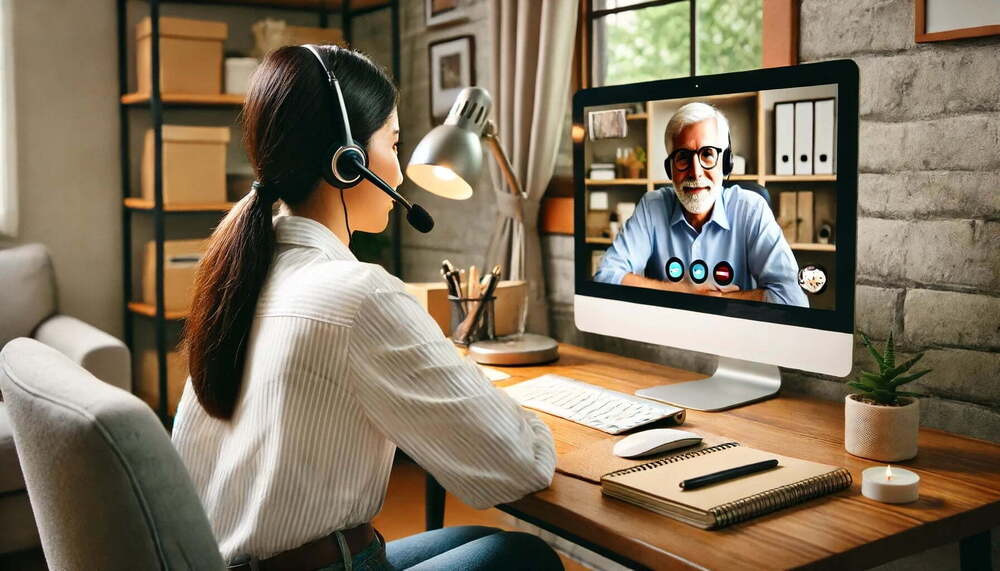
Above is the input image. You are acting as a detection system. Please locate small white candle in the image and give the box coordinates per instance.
[861,465,920,504]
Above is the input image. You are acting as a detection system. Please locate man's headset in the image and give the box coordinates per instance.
[302,44,434,233]
[664,133,734,179]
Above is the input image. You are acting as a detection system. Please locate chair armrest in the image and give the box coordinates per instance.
[33,315,131,392]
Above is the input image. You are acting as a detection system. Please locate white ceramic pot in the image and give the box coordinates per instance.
[844,394,919,462]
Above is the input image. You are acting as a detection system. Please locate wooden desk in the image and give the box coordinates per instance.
[427,344,999,570]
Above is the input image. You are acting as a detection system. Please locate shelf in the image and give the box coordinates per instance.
[585,178,647,186]
[585,237,613,245]
[789,243,836,252]
[128,302,187,321]
[649,175,759,185]
[165,0,391,12]
[121,92,245,106]
[625,113,647,120]
[124,198,235,212]
[763,175,837,182]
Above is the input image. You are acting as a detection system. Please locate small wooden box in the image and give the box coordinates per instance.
[142,239,207,312]
[138,349,188,416]
[404,280,526,337]
[137,16,227,95]
[141,125,230,205]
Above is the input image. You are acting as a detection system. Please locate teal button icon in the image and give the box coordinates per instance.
[666,257,684,282]
[690,259,708,284]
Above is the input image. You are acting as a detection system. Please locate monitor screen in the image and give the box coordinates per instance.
[574,61,857,334]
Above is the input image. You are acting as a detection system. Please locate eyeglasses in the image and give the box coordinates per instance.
[667,146,724,172]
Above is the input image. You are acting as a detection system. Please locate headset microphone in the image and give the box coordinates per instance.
[303,44,434,234]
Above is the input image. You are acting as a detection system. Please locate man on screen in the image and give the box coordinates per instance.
[594,102,808,307]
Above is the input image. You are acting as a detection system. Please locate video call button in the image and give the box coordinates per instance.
[666,257,685,282]
[713,261,734,286]
[689,260,708,284]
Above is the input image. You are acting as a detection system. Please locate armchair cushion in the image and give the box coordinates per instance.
[0,405,24,494]
[0,338,223,569]
[34,315,131,392]
[0,245,56,347]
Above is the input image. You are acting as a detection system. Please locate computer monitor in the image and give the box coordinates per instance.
[573,60,858,411]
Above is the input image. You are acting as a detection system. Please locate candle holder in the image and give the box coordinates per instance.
[861,465,920,504]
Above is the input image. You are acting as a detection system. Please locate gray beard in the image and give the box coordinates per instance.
[675,182,719,215]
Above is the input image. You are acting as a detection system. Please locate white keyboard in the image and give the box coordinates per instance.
[504,374,686,435]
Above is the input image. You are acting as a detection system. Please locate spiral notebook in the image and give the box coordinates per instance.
[600,442,852,529]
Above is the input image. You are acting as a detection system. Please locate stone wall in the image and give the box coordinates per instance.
[541,0,1000,444]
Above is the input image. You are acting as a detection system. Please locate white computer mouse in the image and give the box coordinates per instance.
[612,429,703,458]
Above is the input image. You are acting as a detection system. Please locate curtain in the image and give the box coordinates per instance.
[486,0,578,335]
[0,0,17,239]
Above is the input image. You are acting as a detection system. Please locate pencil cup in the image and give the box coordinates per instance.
[449,295,496,346]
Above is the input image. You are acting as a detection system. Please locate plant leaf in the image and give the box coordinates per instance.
[884,353,926,380]
[859,332,887,373]
[848,381,876,393]
[884,331,896,370]
[890,369,932,387]
[860,371,888,388]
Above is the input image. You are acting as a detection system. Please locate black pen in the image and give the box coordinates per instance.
[679,459,779,490]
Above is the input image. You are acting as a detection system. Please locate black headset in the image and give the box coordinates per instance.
[664,133,734,179]
[302,44,434,233]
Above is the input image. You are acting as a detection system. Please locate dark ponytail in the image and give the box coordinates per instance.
[183,46,397,419]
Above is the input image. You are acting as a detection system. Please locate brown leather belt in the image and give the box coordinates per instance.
[228,523,376,571]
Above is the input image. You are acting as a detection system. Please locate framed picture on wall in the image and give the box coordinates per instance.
[915,0,1000,42]
[428,35,475,122]
[426,0,468,27]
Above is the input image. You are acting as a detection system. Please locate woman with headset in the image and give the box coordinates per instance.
[171,45,561,570]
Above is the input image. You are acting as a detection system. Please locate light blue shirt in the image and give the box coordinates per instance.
[594,185,809,307]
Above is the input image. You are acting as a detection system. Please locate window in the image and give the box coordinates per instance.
[590,0,763,87]
[0,0,15,238]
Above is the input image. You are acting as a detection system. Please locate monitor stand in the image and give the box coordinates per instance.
[635,356,781,411]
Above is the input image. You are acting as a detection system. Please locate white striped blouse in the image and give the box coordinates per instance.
[171,215,557,561]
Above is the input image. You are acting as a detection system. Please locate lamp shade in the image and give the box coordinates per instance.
[407,87,493,200]
[407,125,481,200]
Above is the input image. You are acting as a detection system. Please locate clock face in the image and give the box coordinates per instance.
[798,265,828,295]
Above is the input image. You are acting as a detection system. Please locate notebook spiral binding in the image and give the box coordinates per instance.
[604,442,742,478]
[709,468,853,528]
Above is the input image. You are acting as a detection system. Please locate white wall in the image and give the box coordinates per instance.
[11,0,122,336]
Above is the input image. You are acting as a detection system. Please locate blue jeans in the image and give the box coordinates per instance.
[317,525,564,570]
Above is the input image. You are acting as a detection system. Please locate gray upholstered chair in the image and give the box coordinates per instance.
[0,338,224,570]
[0,243,131,563]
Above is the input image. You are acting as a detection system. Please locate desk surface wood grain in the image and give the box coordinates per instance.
[491,344,1000,570]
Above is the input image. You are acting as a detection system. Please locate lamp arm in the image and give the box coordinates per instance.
[483,121,526,199]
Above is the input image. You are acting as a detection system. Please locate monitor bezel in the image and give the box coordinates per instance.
[573,59,858,334]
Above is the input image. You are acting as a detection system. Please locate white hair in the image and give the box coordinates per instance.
[665,102,730,154]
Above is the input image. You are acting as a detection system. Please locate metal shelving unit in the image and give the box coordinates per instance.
[117,0,401,423]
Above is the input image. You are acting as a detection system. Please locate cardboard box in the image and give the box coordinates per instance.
[404,280,526,337]
[138,349,188,416]
[251,19,345,58]
[796,190,815,244]
[142,239,207,312]
[142,125,230,205]
[137,16,227,95]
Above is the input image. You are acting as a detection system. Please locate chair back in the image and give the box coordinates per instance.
[0,338,224,570]
[0,244,56,347]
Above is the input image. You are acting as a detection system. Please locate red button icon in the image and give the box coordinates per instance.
[713,261,734,286]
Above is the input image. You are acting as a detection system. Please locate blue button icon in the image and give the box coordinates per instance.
[690,260,708,284]
[666,257,684,282]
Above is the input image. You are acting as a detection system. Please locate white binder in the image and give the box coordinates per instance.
[813,99,835,175]
[794,101,814,175]
[774,102,794,176]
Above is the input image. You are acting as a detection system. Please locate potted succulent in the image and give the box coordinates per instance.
[844,332,932,462]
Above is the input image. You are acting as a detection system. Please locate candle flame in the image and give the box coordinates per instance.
[886,465,893,480]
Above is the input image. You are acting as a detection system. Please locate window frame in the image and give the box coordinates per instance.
[579,0,797,90]
[0,0,17,239]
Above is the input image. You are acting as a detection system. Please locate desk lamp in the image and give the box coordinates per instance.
[407,87,559,365]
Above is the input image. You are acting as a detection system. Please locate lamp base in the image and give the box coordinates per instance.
[468,333,559,366]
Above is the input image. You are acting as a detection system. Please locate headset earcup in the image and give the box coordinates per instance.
[321,143,341,188]
[664,158,671,179]
[722,147,733,176]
